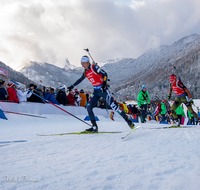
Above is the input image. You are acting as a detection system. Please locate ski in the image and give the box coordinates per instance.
[4,111,47,119]
[121,125,141,140]
[37,131,122,136]
[0,144,11,147]
[148,125,198,129]
[0,140,27,144]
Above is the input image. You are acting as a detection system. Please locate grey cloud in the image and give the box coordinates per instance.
[0,0,200,70]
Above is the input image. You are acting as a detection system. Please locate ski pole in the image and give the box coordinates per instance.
[192,102,200,113]
[84,48,96,64]
[173,66,181,81]
[0,100,19,102]
[3,111,47,119]
[1,74,92,127]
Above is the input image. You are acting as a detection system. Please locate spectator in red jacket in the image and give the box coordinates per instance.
[67,90,75,105]
[7,83,19,103]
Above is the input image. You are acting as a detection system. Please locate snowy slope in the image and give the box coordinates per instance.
[1,102,200,190]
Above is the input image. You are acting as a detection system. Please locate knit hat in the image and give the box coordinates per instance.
[59,85,66,90]
[29,83,34,88]
[142,85,147,90]
[81,56,90,63]
[80,89,84,93]
[74,88,79,93]
[17,84,26,89]
[7,83,15,87]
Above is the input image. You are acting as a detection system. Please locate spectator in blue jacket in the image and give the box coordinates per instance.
[44,89,60,105]
[195,108,200,125]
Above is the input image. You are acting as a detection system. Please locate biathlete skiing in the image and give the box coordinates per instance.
[168,74,200,126]
[67,55,135,132]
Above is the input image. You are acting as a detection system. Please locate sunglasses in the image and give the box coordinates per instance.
[81,62,87,66]
[169,79,176,83]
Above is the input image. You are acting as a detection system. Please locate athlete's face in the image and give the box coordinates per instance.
[81,62,90,69]
[170,79,176,84]
[169,77,177,84]
[142,88,146,92]
[169,75,177,84]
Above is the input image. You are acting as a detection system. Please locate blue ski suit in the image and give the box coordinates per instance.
[73,64,128,123]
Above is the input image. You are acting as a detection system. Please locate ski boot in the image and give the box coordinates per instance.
[173,119,180,127]
[85,120,98,132]
[126,118,135,129]
[85,125,98,132]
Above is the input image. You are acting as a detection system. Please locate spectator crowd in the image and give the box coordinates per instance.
[0,79,199,125]
[0,80,90,108]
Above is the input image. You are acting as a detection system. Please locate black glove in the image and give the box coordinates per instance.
[67,85,74,91]
[101,81,108,92]
[168,94,171,100]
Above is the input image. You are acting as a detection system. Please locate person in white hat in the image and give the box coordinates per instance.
[67,55,135,132]
[16,83,32,103]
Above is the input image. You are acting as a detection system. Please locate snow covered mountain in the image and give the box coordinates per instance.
[20,61,91,89]
[62,58,76,70]
[19,56,137,90]
[98,58,126,67]
[112,34,200,101]
[0,61,34,85]
[19,33,200,101]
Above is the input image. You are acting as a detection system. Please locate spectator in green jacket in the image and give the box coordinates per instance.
[137,85,150,123]
[175,104,185,125]
[160,100,167,122]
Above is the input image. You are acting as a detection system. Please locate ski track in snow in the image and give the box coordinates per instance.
[1,114,200,190]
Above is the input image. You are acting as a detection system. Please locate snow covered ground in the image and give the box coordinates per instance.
[1,104,200,190]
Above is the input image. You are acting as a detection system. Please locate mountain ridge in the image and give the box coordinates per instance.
[0,61,34,85]
[113,34,200,101]
[1,33,200,102]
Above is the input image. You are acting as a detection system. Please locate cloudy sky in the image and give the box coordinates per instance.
[0,0,200,71]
